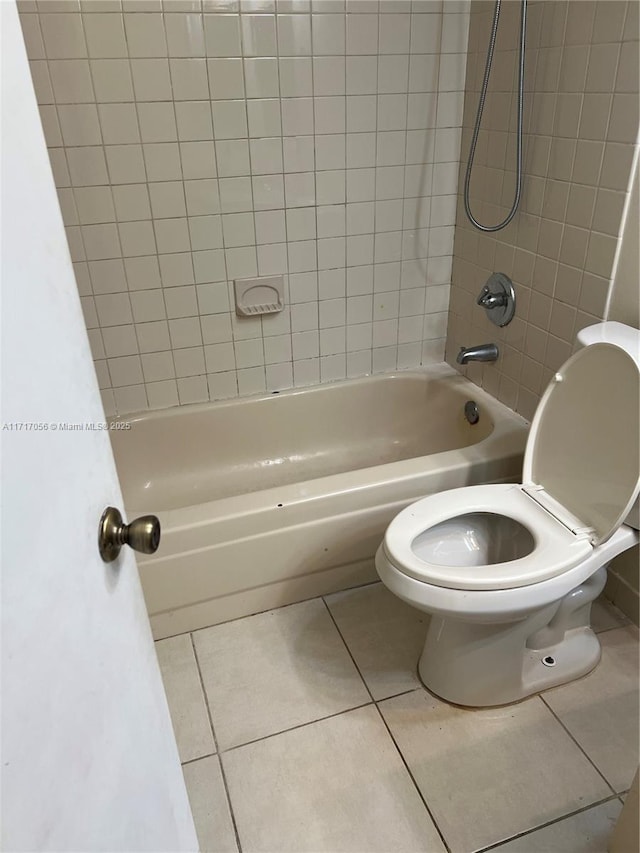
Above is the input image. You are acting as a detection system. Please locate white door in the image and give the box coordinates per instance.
[1,4,198,851]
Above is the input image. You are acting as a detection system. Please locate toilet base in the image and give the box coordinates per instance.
[419,624,601,707]
[417,566,607,707]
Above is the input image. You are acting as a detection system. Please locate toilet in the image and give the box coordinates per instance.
[376,321,640,707]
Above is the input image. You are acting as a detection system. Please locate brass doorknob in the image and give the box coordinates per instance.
[98,506,161,563]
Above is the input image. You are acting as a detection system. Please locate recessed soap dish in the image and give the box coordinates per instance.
[234,276,284,317]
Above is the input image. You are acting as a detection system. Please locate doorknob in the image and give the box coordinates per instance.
[98,506,160,563]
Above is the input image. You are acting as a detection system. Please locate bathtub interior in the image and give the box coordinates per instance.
[112,371,495,513]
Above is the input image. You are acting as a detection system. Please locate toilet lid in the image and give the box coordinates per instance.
[523,341,640,546]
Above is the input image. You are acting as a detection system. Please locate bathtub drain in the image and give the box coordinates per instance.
[541,655,556,667]
[464,401,480,424]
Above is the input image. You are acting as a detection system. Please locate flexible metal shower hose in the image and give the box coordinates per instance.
[463,0,528,232]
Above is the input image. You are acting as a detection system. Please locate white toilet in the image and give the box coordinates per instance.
[376,321,640,707]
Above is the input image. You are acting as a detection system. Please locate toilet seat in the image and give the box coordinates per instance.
[383,483,593,592]
[383,339,640,595]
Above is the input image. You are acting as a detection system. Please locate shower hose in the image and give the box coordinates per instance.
[463,0,528,232]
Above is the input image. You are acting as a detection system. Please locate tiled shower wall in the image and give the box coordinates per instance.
[20,0,470,415]
[446,0,639,420]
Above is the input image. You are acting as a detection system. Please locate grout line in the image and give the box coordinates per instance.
[320,596,452,853]
[321,596,375,702]
[180,751,218,767]
[189,633,244,853]
[218,700,375,755]
[475,792,624,853]
[538,694,618,797]
[372,703,452,853]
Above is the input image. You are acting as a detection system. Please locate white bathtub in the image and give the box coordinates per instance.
[111,364,528,639]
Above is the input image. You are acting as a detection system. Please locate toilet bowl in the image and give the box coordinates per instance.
[376,322,640,707]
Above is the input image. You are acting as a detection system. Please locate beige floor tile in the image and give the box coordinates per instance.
[222,705,445,853]
[543,625,639,793]
[591,595,630,634]
[155,634,215,763]
[183,756,238,853]
[379,690,611,853]
[325,582,428,700]
[193,599,371,749]
[491,799,622,853]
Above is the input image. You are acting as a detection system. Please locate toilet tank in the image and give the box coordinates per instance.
[573,321,640,530]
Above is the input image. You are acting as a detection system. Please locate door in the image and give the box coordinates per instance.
[1,4,198,850]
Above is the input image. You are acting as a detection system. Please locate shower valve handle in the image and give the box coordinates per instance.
[477,285,507,309]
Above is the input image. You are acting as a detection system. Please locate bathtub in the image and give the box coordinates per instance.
[111,364,529,639]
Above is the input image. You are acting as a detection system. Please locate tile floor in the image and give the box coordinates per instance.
[156,583,638,853]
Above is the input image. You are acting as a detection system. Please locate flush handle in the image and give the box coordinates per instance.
[98,506,160,563]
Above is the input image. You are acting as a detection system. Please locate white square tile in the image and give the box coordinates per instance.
[207,58,245,99]
[184,178,221,215]
[207,369,238,399]
[346,56,378,95]
[165,13,206,57]
[39,13,87,59]
[314,96,346,134]
[218,177,253,213]
[284,172,315,208]
[125,256,162,292]
[255,209,286,244]
[249,137,283,174]
[180,141,218,179]
[247,98,281,137]
[346,94,376,132]
[281,97,314,136]
[240,13,277,55]
[146,379,179,409]
[380,691,612,853]
[131,58,173,101]
[200,313,232,344]
[169,317,203,349]
[284,207,314,242]
[48,58,93,103]
[193,248,227,282]
[243,57,279,98]
[543,626,639,793]
[159,252,196,287]
[182,757,238,853]
[277,13,311,55]
[204,12,242,56]
[236,365,265,394]
[141,350,175,383]
[137,102,177,144]
[222,211,255,247]
[223,706,445,853]
[211,100,248,139]
[193,599,369,749]
[251,174,284,210]
[311,12,345,55]
[173,347,206,377]
[379,13,410,54]
[345,12,377,54]
[378,55,409,94]
[118,220,157,257]
[216,139,251,176]
[279,57,313,97]
[177,375,209,405]
[123,12,167,57]
[170,58,210,99]
[313,56,346,96]
[154,217,191,254]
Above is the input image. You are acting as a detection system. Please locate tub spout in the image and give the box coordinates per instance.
[456,343,499,365]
